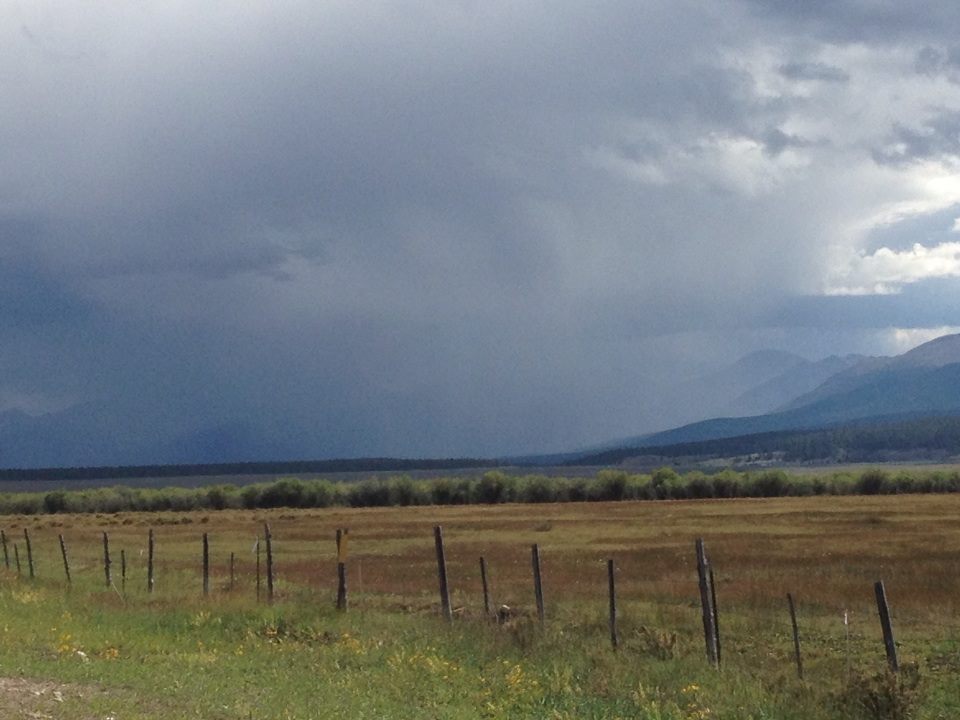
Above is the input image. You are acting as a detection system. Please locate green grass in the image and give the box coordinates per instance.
[0,578,886,719]
[0,581,955,719]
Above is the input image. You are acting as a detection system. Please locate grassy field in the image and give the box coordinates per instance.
[0,494,958,718]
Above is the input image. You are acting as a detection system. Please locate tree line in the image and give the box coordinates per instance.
[1,466,959,515]
[0,456,495,483]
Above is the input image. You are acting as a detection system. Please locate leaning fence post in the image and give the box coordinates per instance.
[1,530,8,569]
[336,529,348,611]
[264,523,274,603]
[147,528,155,594]
[787,593,804,680]
[102,532,112,588]
[434,526,452,622]
[695,538,718,667]
[202,533,210,597]
[58,534,71,586]
[13,544,21,576]
[480,556,491,616]
[532,543,545,628]
[875,580,899,672]
[24,529,34,579]
[608,558,618,650]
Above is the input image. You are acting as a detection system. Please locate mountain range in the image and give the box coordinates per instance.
[575,333,960,465]
[4,333,960,472]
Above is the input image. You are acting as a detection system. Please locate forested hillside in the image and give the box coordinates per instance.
[574,415,960,465]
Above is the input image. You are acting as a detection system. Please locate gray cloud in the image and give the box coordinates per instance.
[761,127,816,156]
[873,111,960,165]
[779,61,849,83]
[4,1,960,465]
[745,0,960,43]
[914,45,960,77]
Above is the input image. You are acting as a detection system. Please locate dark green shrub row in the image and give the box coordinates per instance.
[2,467,960,515]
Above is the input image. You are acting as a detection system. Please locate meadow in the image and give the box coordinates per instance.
[0,493,958,718]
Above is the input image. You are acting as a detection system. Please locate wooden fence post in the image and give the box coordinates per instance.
[336,529,348,611]
[255,537,261,602]
[787,593,803,680]
[102,532,111,588]
[608,558,618,650]
[336,528,349,562]
[337,562,348,611]
[709,566,721,666]
[480,556,491,616]
[13,544,21,576]
[58,534,71,586]
[434,526,452,622]
[1,530,8,569]
[121,549,127,593]
[202,533,209,597]
[695,538,719,667]
[875,580,899,672]
[532,543,545,628]
[147,529,155,594]
[264,523,274,603]
[24,529,34,579]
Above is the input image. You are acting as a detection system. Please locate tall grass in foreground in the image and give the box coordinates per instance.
[5,466,960,515]
[1,571,955,720]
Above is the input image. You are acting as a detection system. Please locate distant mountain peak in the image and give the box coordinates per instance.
[894,332,960,368]
[582,332,960,460]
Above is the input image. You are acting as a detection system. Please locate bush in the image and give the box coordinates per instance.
[835,666,921,720]
[205,485,234,510]
[711,470,742,498]
[856,469,890,495]
[520,476,560,503]
[749,470,789,498]
[593,470,629,501]
[388,476,427,506]
[43,491,68,514]
[473,471,514,503]
[651,467,679,488]
[349,479,392,507]
[685,472,714,499]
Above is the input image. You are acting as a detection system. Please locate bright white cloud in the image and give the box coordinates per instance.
[826,241,960,295]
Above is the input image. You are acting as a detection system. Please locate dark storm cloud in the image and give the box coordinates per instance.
[745,0,960,42]
[3,1,960,465]
[0,216,90,333]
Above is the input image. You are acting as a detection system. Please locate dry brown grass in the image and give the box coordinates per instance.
[6,494,959,629]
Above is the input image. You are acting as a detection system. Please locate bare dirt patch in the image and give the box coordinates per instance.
[0,677,113,720]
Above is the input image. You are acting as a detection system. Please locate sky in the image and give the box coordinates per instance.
[4,1,960,466]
